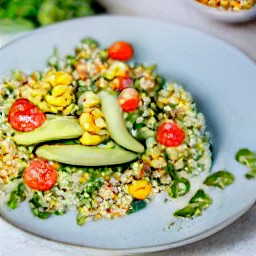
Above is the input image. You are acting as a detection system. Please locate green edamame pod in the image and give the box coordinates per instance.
[36,144,138,166]
[13,116,83,146]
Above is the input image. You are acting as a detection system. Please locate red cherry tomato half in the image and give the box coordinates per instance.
[108,41,134,61]
[156,120,185,147]
[113,77,134,92]
[8,98,46,132]
[23,158,58,191]
[118,88,140,112]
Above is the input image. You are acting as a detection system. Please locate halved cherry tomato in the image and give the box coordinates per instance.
[118,88,140,112]
[23,158,58,191]
[112,77,134,91]
[156,120,185,147]
[108,41,134,61]
[8,98,46,132]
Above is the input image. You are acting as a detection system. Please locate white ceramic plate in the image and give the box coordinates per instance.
[0,16,255,255]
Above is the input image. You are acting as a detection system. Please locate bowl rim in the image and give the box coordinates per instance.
[186,0,256,21]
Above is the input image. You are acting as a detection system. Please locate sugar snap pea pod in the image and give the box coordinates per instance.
[36,145,138,166]
[13,116,83,146]
[98,90,144,153]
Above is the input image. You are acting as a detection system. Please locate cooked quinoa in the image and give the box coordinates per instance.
[0,38,211,225]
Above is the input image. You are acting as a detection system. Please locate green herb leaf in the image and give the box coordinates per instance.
[81,38,99,49]
[235,148,256,180]
[127,200,147,214]
[6,183,27,209]
[169,178,190,198]
[76,210,87,226]
[31,208,51,219]
[245,168,256,180]
[174,189,212,218]
[235,148,256,168]
[189,189,213,209]
[174,204,202,218]
[29,192,52,219]
[204,170,235,189]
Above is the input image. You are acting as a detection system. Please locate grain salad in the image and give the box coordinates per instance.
[196,0,256,11]
[0,38,211,225]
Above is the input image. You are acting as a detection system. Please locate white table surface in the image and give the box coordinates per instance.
[1,1,256,255]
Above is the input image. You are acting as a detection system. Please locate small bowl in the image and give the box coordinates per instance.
[186,0,256,22]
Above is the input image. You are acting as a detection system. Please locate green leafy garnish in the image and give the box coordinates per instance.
[189,189,213,206]
[29,192,51,219]
[245,168,256,180]
[235,148,256,167]
[76,210,87,226]
[173,204,203,218]
[235,148,256,179]
[169,178,190,198]
[127,200,147,214]
[174,189,212,218]
[204,170,235,189]
[6,183,27,209]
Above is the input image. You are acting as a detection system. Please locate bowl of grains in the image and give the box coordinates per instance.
[186,0,256,22]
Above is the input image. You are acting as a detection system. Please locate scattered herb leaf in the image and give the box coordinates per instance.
[127,200,147,214]
[174,189,212,218]
[204,170,235,189]
[6,183,27,209]
[169,178,190,198]
[235,148,256,180]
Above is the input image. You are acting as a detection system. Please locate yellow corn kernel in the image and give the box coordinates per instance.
[94,117,107,128]
[80,132,105,146]
[54,71,73,86]
[80,173,90,184]
[220,0,229,8]
[104,61,130,80]
[51,162,60,170]
[79,113,101,134]
[45,71,73,87]
[37,101,57,113]
[91,108,104,118]
[45,93,72,107]
[78,91,100,108]
[30,81,51,90]
[95,77,109,89]
[62,103,78,116]
[51,85,72,97]
[128,180,152,200]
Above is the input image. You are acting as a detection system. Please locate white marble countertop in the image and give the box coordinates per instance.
[1,1,256,255]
